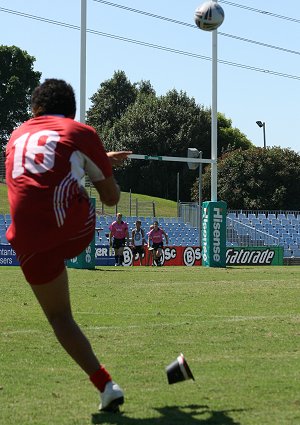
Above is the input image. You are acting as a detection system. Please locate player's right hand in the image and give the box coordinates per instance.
[107,151,132,167]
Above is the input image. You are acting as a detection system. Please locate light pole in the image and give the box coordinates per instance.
[256,120,266,149]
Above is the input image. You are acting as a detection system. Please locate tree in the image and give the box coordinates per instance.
[0,45,41,153]
[86,70,140,141]
[191,147,300,210]
[86,70,252,201]
[109,89,204,199]
[105,88,252,201]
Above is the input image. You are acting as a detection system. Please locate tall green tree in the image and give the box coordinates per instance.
[106,88,252,201]
[86,70,252,201]
[191,147,300,209]
[0,45,41,153]
[86,70,143,141]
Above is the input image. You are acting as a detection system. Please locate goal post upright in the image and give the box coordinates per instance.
[202,0,227,267]
[211,20,218,203]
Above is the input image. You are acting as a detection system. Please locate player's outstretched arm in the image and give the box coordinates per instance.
[107,151,132,167]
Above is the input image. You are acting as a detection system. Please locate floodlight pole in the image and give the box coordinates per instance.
[256,121,267,149]
[80,0,87,124]
[211,0,218,202]
[262,122,266,149]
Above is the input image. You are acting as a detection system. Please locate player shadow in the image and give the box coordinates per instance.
[91,404,244,424]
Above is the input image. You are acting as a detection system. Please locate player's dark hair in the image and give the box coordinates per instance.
[31,79,76,118]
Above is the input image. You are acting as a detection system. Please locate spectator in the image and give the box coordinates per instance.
[109,213,129,266]
[131,220,145,266]
[148,221,168,266]
[5,79,132,413]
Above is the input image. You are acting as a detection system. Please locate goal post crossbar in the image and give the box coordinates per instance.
[128,154,216,165]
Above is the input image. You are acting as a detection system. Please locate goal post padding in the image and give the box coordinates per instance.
[202,200,227,267]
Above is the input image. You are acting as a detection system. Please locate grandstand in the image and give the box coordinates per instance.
[0,214,10,244]
[95,215,200,247]
[227,211,300,259]
[1,211,300,260]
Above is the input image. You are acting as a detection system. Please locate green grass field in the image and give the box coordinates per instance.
[0,183,177,217]
[1,265,300,425]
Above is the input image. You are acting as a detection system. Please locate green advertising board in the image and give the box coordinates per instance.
[226,246,283,266]
[67,197,96,270]
[202,200,227,267]
[67,240,95,270]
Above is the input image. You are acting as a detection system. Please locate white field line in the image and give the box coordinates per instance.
[75,311,300,322]
[1,329,40,336]
[1,313,299,336]
[193,351,300,361]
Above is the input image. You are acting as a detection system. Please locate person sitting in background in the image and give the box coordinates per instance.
[109,213,129,266]
[148,221,168,266]
[131,220,145,266]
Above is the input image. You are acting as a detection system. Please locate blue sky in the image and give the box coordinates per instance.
[0,0,299,154]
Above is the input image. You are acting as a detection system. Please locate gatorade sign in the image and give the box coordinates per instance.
[226,246,283,266]
[202,200,227,267]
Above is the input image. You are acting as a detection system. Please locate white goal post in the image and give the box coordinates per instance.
[128,154,216,165]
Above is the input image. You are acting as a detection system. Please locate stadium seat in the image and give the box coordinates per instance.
[291,248,300,257]
[280,218,290,226]
[287,213,295,220]
[227,212,237,220]
[257,213,267,220]
[283,248,293,258]
[250,218,260,226]
[261,218,270,226]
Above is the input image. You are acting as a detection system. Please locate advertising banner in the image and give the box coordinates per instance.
[0,245,284,268]
[0,245,19,266]
[67,241,96,270]
[67,198,96,270]
[226,246,284,266]
[95,245,202,267]
[202,200,227,267]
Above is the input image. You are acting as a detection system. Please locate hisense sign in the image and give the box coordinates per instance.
[202,201,227,267]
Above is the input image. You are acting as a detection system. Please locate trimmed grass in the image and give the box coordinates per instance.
[0,183,9,215]
[0,266,300,425]
[0,183,177,217]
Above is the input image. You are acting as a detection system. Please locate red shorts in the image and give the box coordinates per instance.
[18,229,94,285]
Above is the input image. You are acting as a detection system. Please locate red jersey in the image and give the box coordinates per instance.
[109,221,128,239]
[5,115,112,253]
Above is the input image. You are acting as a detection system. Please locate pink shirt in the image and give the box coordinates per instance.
[148,228,164,244]
[109,221,128,239]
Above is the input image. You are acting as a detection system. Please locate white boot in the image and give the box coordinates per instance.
[99,381,124,412]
